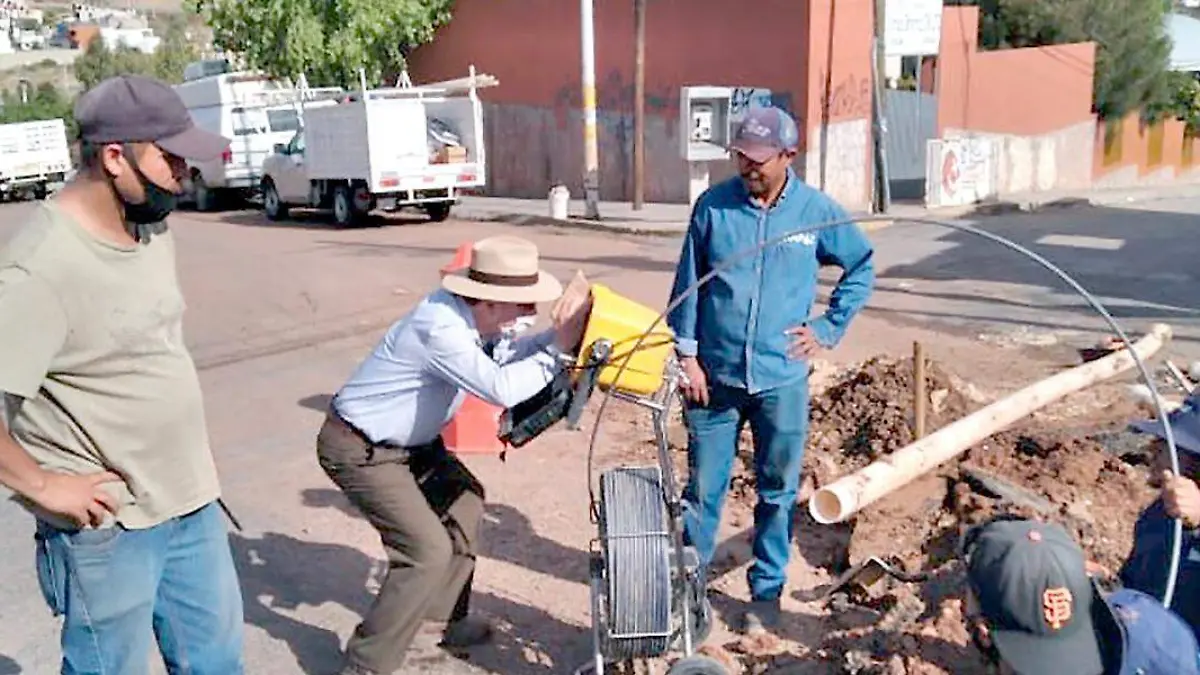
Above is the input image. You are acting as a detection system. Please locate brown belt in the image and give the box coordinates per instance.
[326,406,440,454]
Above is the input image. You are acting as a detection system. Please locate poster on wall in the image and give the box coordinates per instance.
[884,0,943,57]
[925,136,999,208]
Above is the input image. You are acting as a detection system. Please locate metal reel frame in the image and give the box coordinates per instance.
[577,356,720,675]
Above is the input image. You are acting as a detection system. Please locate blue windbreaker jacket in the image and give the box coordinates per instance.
[666,168,875,394]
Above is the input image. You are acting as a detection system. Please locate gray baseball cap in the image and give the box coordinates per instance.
[74,74,230,161]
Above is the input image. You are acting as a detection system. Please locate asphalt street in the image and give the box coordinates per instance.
[0,193,1196,674]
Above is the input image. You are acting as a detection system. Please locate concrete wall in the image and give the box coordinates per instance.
[1094,114,1200,188]
[406,0,876,210]
[932,7,1099,197]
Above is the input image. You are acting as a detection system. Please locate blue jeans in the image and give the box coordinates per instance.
[681,378,810,601]
[34,501,245,675]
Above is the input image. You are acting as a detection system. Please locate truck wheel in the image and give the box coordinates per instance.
[32,183,47,200]
[332,185,359,228]
[425,202,453,222]
[262,179,288,221]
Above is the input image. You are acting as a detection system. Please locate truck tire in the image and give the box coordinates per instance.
[331,184,360,228]
[425,202,453,222]
[262,179,288,221]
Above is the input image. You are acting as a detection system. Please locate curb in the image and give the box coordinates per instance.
[454,184,1200,237]
[452,209,686,237]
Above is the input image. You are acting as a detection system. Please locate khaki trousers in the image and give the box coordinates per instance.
[316,413,485,674]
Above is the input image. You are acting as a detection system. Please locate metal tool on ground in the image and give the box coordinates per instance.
[822,556,931,600]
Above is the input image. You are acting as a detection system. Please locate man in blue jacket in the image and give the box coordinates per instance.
[666,105,875,634]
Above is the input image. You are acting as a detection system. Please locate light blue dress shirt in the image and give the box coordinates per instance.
[332,289,563,447]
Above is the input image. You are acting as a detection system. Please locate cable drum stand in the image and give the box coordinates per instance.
[575,344,725,675]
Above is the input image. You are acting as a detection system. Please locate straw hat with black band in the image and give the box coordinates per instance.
[441,235,563,304]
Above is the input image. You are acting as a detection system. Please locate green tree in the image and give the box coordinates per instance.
[0,82,76,136]
[195,0,453,87]
[950,0,1174,120]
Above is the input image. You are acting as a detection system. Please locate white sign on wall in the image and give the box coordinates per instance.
[884,0,943,57]
[925,136,999,208]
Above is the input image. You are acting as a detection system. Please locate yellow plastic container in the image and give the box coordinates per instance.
[576,283,675,396]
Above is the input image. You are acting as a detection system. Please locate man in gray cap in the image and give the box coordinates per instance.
[666,104,875,634]
[0,75,243,673]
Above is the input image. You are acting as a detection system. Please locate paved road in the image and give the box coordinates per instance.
[866,197,1200,363]
[0,193,1196,674]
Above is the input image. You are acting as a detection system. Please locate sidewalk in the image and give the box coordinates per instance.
[454,181,1200,237]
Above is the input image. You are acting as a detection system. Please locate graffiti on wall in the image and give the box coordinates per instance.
[818,70,872,120]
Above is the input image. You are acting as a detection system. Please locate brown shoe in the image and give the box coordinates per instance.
[439,615,495,649]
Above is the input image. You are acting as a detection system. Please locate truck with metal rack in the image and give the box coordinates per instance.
[259,66,495,227]
[173,62,343,210]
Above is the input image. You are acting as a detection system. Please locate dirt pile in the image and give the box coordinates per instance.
[729,356,1159,674]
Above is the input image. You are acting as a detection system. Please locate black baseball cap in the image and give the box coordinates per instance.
[74,74,230,161]
[963,518,1120,675]
[1130,391,1200,456]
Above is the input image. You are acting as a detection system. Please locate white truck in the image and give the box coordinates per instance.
[0,118,71,201]
[260,66,494,227]
[174,63,343,210]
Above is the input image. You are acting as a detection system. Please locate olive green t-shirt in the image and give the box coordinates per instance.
[0,203,220,529]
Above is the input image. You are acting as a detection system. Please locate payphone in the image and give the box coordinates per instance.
[679,87,733,205]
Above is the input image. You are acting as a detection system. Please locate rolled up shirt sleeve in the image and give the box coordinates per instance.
[0,268,67,399]
[425,321,562,408]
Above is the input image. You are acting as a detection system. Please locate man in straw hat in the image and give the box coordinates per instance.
[316,235,587,675]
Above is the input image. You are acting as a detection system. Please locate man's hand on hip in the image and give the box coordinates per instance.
[29,470,123,528]
[786,325,823,359]
[680,356,709,406]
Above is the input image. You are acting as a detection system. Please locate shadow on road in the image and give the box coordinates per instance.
[251,490,595,673]
[0,654,20,675]
[298,394,333,413]
[218,209,434,231]
[881,204,1200,320]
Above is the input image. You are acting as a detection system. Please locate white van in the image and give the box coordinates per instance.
[173,69,342,210]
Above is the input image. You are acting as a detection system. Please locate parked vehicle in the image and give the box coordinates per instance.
[173,65,342,210]
[0,118,70,201]
[259,66,495,227]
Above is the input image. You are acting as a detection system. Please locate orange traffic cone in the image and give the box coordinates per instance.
[442,393,508,455]
[439,240,508,455]
[440,241,473,278]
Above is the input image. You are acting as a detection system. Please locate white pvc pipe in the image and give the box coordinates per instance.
[809,323,1174,525]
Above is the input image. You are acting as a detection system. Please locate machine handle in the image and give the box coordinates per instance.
[566,339,612,430]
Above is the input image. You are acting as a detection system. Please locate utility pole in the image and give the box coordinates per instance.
[632,0,646,210]
[872,0,891,214]
[581,0,601,219]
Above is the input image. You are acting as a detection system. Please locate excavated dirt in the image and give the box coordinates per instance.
[617,354,1163,674]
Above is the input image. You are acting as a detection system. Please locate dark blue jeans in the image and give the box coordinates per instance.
[34,501,245,674]
[681,378,810,601]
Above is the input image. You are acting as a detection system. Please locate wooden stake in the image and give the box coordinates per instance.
[913,341,927,439]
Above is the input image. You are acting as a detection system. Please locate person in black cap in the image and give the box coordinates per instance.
[1119,390,1200,639]
[0,75,243,673]
[962,516,1200,675]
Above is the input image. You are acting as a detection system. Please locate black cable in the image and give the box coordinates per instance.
[582,214,1183,609]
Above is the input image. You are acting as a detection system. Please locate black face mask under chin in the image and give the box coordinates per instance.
[110,146,177,242]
